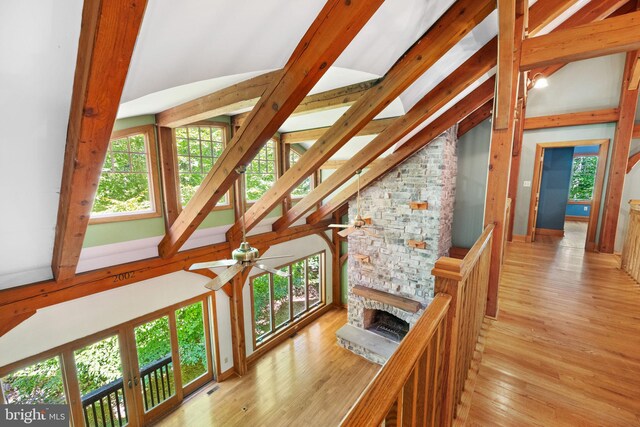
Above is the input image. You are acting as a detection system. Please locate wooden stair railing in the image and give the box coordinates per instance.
[432,224,494,423]
[621,200,640,283]
[341,225,494,427]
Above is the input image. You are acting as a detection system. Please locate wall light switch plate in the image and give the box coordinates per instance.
[584,206,588,211]
[523,181,531,187]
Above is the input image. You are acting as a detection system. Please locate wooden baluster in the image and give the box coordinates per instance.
[402,368,418,427]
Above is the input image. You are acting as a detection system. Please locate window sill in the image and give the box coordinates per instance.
[89,210,162,225]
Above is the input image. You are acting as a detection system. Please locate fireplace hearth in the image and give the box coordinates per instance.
[364,309,409,342]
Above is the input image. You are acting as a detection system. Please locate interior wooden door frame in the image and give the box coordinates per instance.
[526,139,609,251]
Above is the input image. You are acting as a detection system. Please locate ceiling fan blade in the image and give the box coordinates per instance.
[255,264,291,277]
[338,226,358,237]
[203,264,244,291]
[257,255,293,261]
[329,224,350,228]
[190,259,237,270]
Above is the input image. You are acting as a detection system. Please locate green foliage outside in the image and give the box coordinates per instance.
[569,156,598,200]
[93,135,152,215]
[253,255,322,341]
[290,149,311,198]
[2,303,208,407]
[245,140,277,202]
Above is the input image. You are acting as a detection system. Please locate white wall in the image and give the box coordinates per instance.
[0,234,332,371]
[615,140,640,252]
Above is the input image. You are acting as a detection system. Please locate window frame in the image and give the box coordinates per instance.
[288,145,314,200]
[174,121,233,212]
[244,137,281,206]
[89,124,162,224]
[249,251,326,350]
[568,153,599,202]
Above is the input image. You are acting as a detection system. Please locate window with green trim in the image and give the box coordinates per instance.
[250,252,325,346]
[175,124,229,207]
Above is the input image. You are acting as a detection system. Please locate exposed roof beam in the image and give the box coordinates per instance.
[627,151,640,173]
[634,121,640,138]
[493,0,517,130]
[157,0,385,259]
[228,0,497,242]
[524,108,620,130]
[527,0,580,36]
[281,117,397,144]
[528,0,631,79]
[320,159,384,170]
[156,71,279,128]
[0,220,330,336]
[307,78,496,224]
[629,56,640,90]
[520,10,640,71]
[51,0,148,282]
[457,100,494,137]
[231,79,379,128]
[272,37,498,232]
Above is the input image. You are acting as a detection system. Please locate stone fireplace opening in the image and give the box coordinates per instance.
[364,309,409,343]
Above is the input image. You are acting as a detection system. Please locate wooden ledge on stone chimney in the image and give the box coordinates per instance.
[352,285,421,313]
[409,201,428,210]
[353,254,371,263]
[407,240,427,249]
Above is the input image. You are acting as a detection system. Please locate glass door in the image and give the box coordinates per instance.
[175,300,214,395]
[129,315,178,424]
[72,333,137,427]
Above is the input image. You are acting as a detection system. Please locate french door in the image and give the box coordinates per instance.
[66,296,215,426]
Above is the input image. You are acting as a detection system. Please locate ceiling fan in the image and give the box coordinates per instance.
[329,170,380,238]
[189,166,291,291]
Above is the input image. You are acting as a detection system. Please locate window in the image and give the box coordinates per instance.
[250,252,325,346]
[1,356,67,404]
[245,139,277,202]
[289,148,311,198]
[175,123,229,207]
[569,155,598,201]
[91,125,161,223]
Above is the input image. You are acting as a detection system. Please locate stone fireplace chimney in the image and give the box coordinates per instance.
[337,127,457,364]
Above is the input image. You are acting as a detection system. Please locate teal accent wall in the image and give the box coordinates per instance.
[536,147,574,230]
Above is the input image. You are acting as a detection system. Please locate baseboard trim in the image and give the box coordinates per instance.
[512,234,531,243]
[216,368,236,382]
[565,215,589,222]
[536,228,564,237]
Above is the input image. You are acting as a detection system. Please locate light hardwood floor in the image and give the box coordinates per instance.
[156,308,379,427]
[536,220,588,249]
[465,240,640,426]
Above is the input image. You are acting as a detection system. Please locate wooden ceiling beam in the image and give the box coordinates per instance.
[0,220,330,336]
[307,79,496,225]
[281,117,397,144]
[627,151,640,173]
[157,0,385,259]
[520,10,640,71]
[494,0,518,130]
[273,37,498,232]
[228,0,497,242]
[457,100,494,137]
[524,108,620,130]
[51,0,148,282]
[528,0,631,80]
[527,0,579,36]
[156,71,279,128]
[231,79,379,128]
[633,121,640,138]
[320,159,383,170]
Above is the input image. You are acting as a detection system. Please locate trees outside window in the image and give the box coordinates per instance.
[245,139,277,202]
[175,124,229,207]
[250,252,325,347]
[289,148,311,198]
[569,156,598,201]
[91,125,160,222]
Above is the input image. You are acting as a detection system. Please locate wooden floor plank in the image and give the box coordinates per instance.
[156,309,379,427]
[465,239,640,426]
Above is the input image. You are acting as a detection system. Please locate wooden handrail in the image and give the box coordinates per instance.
[621,200,640,283]
[432,224,495,281]
[341,294,451,426]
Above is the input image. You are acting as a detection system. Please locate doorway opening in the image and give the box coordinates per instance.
[526,139,609,251]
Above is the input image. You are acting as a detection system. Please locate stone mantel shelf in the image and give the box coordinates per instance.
[352,285,422,313]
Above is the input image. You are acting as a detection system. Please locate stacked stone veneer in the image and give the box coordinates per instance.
[338,127,458,363]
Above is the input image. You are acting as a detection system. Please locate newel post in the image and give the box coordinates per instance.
[434,273,463,426]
